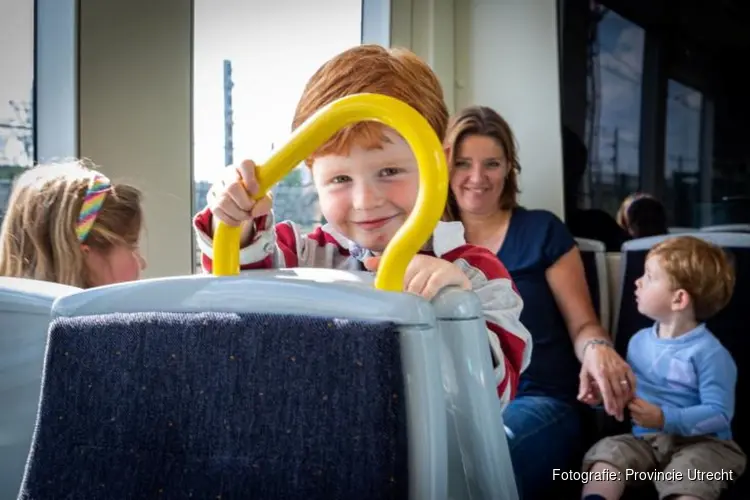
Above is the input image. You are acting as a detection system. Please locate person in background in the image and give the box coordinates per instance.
[0,159,146,287]
[581,236,745,500]
[616,192,652,232]
[442,106,635,499]
[623,195,668,239]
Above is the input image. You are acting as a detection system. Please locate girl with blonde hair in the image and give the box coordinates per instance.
[0,159,145,288]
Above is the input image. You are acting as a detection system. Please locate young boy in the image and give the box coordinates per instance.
[580,236,746,500]
[192,44,532,406]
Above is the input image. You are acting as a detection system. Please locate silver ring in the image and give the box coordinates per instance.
[620,379,629,386]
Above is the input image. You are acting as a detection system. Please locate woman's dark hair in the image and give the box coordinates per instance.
[626,197,668,238]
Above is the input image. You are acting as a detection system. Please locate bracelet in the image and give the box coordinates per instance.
[582,338,614,357]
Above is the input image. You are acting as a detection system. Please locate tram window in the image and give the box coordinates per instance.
[192,0,362,271]
[584,2,645,218]
[0,0,35,222]
[663,80,704,227]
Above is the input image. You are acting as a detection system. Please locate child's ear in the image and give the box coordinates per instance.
[671,289,692,312]
[444,146,451,162]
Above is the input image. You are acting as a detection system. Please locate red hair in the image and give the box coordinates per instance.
[293,45,449,166]
[648,236,735,320]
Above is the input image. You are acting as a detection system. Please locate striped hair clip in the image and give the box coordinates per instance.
[76,173,112,243]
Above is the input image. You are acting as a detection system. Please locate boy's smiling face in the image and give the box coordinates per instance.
[311,129,420,253]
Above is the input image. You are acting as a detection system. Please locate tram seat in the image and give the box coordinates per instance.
[431,289,519,500]
[611,232,750,499]
[0,277,79,498]
[575,238,610,329]
[575,239,617,447]
[701,224,750,233]
[18,270,449,500]
[0,278,80,500]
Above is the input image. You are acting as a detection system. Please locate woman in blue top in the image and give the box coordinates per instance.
[443,106,636,499]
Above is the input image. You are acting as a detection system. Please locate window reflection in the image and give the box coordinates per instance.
[663,79,703,226]
[584,3,645,217]
[0,0,35,221]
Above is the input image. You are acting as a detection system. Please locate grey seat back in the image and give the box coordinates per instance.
[701,224,750,233]
[0,277,79,500]
[18,270,447,500]
[575,238,610,329]
[432,289,519,500]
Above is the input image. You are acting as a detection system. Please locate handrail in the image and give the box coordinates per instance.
[213,93,448,292]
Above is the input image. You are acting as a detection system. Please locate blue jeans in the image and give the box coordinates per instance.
[504,393,583,500]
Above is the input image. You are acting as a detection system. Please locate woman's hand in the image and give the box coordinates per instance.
[542,247,635,419]
[577,343,636,421]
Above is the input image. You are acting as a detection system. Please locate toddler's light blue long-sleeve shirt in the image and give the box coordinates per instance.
[627,323,736,440]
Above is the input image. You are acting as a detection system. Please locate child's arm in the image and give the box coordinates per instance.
[661,348,736,437]
[194,206,345,272]
[193,207,292,272]
[195,160,328,272]
[443,245,533,407]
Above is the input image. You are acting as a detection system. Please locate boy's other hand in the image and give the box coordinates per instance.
[628,397,664,430]
[364,254,470,300]
[208,160,272,227]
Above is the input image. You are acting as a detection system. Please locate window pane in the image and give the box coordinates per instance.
[663,79,703,227]
[0,0,35,221]
[193,0,363,270]
[584,3,645,218]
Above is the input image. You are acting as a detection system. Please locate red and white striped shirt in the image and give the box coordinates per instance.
[194,207,532,407]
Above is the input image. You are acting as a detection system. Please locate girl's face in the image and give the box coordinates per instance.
[85,243,146,287]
